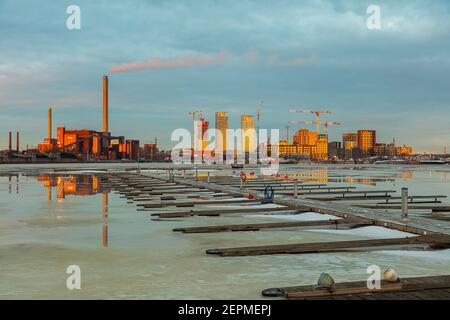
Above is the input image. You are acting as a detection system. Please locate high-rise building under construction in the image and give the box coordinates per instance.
[357,130,376,155]
[215,112,228,155]
[241,115,255,153]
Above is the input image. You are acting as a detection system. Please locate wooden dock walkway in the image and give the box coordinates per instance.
[153,207,301,218]
[205,234,450,256]
[173,219,368,233]
[99,172,450,236]
[262,275,450,300]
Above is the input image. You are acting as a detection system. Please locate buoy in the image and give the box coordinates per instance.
[384,268,400,283]
[317,273,335,291]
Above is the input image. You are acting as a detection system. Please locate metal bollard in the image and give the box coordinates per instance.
[401,188,408,218]
[294,179,298,199]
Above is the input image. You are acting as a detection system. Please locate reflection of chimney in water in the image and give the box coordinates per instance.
[102,223,108,248]
[102,189,109,247]
[16,175,19,194]
[102,191,108,218]
[8,176,11,194]
[47,186,52,203]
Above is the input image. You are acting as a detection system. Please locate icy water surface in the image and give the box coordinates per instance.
[1,164,450,299]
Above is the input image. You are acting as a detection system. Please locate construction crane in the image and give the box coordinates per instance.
[188,109,205,135]
[256,99,263,136]
[289,109,332,134]
[288,120,341,135]
[188,109,204,148]
[188,109,204,122]
[322,121,341,135]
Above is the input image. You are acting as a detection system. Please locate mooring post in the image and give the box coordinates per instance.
[294,179,298,199]
[240,175,244,190]
[195,169,198,180]
[183,169,186,179]
[401,187,408,218]
[207,171,210,184]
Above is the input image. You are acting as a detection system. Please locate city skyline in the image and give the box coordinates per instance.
[1,1,450,152]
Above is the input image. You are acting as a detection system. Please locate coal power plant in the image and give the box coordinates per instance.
[1,75,157,162]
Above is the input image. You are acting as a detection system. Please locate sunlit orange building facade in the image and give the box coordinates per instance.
[215,112,228,155]
[270,128,328,160]
[357,130,376,156]
[241,115,255,153]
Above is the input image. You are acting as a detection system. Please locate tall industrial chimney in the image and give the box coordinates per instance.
[103,75,108,134]
[8,131,12,151]
[48,107,52,140]
[16,132,19,152]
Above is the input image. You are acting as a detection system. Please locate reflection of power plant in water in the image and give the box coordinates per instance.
[37,175,104,199]
[37,174,110,248]
[6,174,19,194]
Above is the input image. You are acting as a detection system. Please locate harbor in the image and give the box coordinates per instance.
[1,163,450,299]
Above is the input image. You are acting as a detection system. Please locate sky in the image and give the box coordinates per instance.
[1,0,449,152]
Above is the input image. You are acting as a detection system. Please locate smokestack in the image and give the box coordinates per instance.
[8,131,12,151]
[103,75,108,134]
[48,107,52,140]
[16,132,19,152]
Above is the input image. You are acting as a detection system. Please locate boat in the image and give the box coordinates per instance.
[374,160,391,164]
[419,159,446,165]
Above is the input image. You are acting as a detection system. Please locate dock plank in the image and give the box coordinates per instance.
[262,275,450,300]
[173,219,368,233]
[155,206,302,218]
[206,235,450,257]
